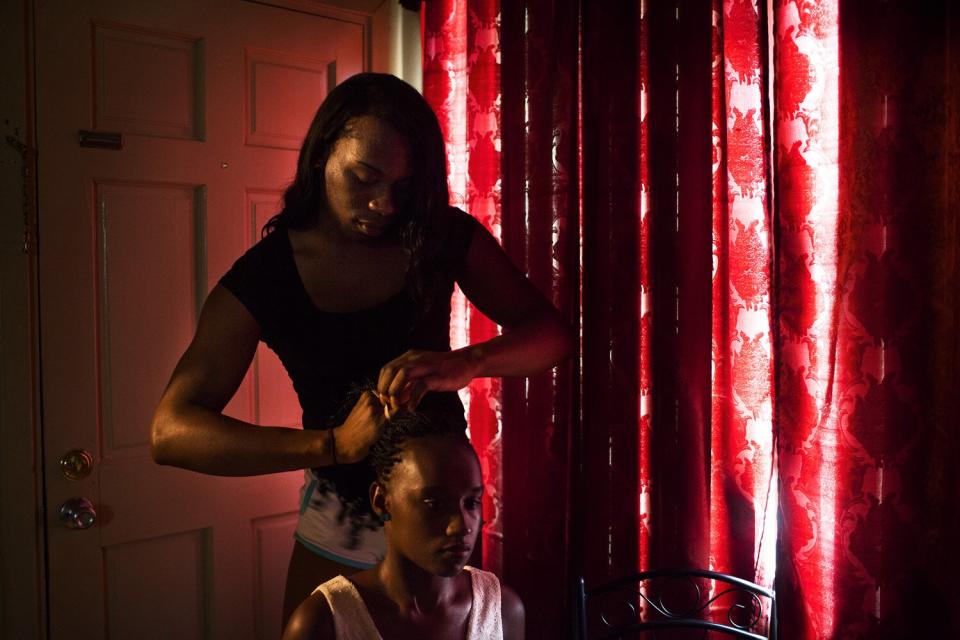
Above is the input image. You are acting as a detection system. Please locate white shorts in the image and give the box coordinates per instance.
[294,469,385,568]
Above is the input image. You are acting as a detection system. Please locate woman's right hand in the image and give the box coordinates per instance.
[330,391,387,464]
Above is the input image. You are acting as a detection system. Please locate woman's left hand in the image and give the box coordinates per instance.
[377,348,484,414]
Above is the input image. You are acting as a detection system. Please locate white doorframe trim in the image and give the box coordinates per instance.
[371,0,423,91]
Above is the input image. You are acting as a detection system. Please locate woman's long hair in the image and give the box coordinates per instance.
[264,73,451,309]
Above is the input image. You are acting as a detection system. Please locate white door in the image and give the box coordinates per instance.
[36,2,365,638]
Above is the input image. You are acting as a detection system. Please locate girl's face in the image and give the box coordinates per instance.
[322,116,413,241]
[379,435,483,577]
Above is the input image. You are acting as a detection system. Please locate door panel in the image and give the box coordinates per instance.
[37,2,366,638]
[96,180,204,457]
[253,512,302,638]
[93,21,205,141]
[245,48,335,150]
[245,188,302,428]
[104,529,212,640]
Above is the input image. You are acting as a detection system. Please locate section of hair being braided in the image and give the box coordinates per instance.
[369,408,471,486]
[310,382,468,546]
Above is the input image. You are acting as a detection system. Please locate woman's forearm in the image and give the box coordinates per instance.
[463,310,575,379]
[374,314,573,414]
[151,404,332,476]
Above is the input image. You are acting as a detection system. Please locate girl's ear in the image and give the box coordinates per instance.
[370,481,388,519]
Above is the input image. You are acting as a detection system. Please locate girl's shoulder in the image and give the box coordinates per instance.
[282,585,336,640]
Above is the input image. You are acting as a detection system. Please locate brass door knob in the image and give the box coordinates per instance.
[59,449,94,480]
[59,497,96,529]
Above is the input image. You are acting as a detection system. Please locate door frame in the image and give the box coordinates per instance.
[0,0,45,637]
[0,1,422,637]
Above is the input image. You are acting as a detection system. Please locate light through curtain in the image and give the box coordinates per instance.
[421,0,960,637]
[773,0,843,636]
[776,1,960,637]
[424,3,582,635]
[421,0,504,573]
[710,0,778,589]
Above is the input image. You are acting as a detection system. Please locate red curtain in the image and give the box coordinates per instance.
[422,0,960,637]
[777,2,960,637]
[500,2,582,636]
[422,0,505,573]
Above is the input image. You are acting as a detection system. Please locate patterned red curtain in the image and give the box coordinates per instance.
[422,0,505,573]
[711,0,777,589]
[776,2,960,637]
[500,3,585,637]
[422,0,960,637]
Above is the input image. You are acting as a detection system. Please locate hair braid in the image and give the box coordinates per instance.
[369,410,470,485]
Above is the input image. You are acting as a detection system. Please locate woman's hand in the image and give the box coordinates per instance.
[377,348,485,414]
[331,391,387,463]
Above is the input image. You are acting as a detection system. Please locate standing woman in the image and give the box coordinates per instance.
[150,73,572,625]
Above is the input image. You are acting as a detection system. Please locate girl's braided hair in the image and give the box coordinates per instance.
[369,408,472,485]
[311,384,468,544]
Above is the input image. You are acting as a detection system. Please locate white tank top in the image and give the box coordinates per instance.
[314,566,503,639]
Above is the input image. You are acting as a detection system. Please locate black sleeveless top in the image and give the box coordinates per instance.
[219,208,479,537]
[219,206,479,430]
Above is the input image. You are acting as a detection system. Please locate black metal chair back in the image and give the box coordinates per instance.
[572,568,776,639]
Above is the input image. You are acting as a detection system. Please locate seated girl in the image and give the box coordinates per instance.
[281,409,525,639]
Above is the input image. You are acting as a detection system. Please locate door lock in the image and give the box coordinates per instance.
[58,497,97,530]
